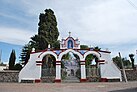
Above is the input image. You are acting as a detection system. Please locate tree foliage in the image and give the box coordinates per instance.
[93,46,101,51]
[9,49,16,70]
[20,9,59,65]
[129,54,135,69]
[14,63,22,70]
[80,45,89,49]
[20,44,31,65]
[113,56,131,69]
[30,9,59,50]
[85,55,98,67]
[52,40,60,49]
[80,46,101,67]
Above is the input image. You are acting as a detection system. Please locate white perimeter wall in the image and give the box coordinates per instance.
[19,53,41,82]
[99,52,122,81]
[19,50,122,82]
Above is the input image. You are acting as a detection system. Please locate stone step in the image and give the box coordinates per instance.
[41,76,55,83]
[62,76,80,83]
[65,76,79,80]
[62,79,80,83]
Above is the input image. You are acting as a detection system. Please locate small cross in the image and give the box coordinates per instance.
[69,32,71,37]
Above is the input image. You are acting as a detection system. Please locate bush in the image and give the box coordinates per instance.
[14,63,22,70]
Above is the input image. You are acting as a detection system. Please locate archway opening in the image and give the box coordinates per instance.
[41,54,56,82]
[85,54,100,82]
[61,51,80,81]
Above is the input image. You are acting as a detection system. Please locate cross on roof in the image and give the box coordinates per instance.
[69,32,71,37]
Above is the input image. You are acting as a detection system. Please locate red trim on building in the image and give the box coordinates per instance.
[97,60,105,62]
[36,64,42,66]
[98,60,105,65]
[80,61,85,62]
[31,49,48,54]
[35,79,41,83]
[80,61,85,65]
[54,79,61,83]
[36,61,42,63]
[80,64,85,65]
[38,52,45,58]
[99,50,111,53]
[37,49,58,58]
[80,79,87,82]
[31,52,37,54]
[56,61,61,62]
[56,64,61,65]
[99,63,105,65]
[100,78,108,82]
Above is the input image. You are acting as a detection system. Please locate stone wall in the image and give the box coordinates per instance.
[0,70,19,82]
[125,70,137,81]
[0,70,137,83]
[87,77,100,82]
[121,69,137,81]
[41,76,55,83]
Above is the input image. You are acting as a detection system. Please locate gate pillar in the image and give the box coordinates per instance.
[80,61,87,82]
[55,61,61,83]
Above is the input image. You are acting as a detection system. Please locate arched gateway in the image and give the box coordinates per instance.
[19,33,122,83]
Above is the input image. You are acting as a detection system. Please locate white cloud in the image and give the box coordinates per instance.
[0,27,35,45]
[55,0,137,45]
[1,0,137,60]
[1,0,137,46]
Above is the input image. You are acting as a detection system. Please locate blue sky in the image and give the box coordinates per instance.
[0,0,137,64]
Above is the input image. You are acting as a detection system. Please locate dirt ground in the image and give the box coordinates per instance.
[0,81,137,92]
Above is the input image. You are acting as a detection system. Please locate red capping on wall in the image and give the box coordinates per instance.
[80,64,85,65]
[99,50,111,53]
[31,52,36,54]
[54,79,61,83]
[99,63,105,65]
[80,61,85,65]
[36,64,42,66]
[36,61,42,63]
[80,79,87,82]
[56,64,61,65]
[56,61,61,62]
[97,60,105,62]
[35,79,41,83]
[100,78,108,82]
[80,63,85,65]
[80,61,86,62]
[30,49,46,54]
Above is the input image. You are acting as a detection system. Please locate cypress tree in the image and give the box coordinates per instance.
[20,9,59,65]
[30,9,59,50]
[9,49,16,70]
[129,54,135,69]
[20,44,31,65]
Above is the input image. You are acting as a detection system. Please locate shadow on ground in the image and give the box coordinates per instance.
[109,87,137,92]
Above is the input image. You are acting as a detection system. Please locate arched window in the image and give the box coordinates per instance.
[67,40,73,49]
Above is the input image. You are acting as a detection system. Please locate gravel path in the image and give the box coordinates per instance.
[0,82,137,92]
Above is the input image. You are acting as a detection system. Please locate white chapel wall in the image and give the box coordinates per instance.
[99,52,122,81]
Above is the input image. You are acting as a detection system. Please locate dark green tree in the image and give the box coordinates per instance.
[20,9,59,65]
[9,49,16,70]
[93,46,101,51]
[129,54,135,69]
[80,45,89,49]
[85,54,94,66]
[30,9,59,50]
[14,63,22,70]
[80,46,100,67]
[20,44,31,65]
[113,56,131,69]
[52,40,60,49]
